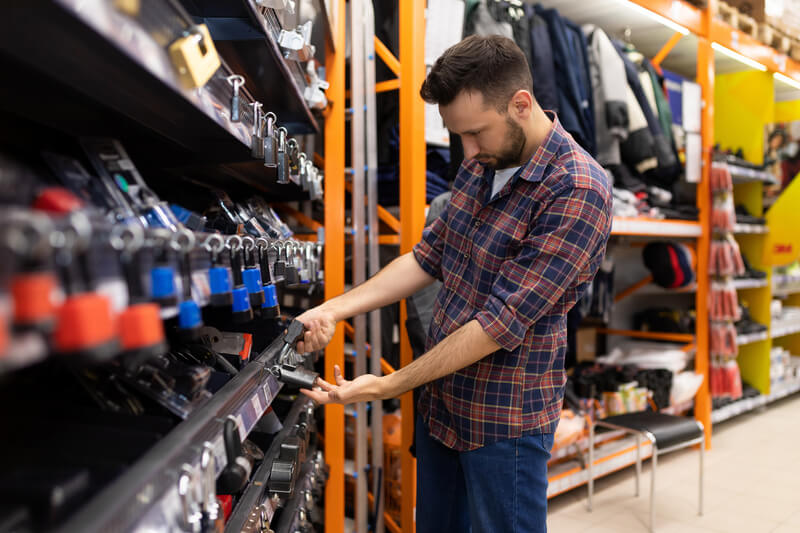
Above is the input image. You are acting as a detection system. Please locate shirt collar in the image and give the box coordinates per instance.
[516,111,564,183]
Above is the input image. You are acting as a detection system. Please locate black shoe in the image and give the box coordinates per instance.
[735,205,766,225]
[736,253,767,279]
[735,304,767,334]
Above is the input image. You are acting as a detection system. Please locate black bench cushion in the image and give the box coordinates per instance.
[600,412,703,450]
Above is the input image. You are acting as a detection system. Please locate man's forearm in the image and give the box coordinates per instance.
[380,320,501,398]
[321,252,436,322]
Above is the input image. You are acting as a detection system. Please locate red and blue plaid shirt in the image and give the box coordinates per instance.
[413,114,612,451]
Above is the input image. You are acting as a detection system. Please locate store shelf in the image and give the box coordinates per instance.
[224,397,312,533]
[712,161,778,185]
[732,278,770,290]
[186,0,320,133]
[711,379,800,424]
[773,273,800,296]
[548,435,654,498]
[771,319,800,339]
[611,217,702,238]
[60,338,286,533]
[733,222,769,234]
[0,0,266,166]
[711,19,800,82]
[737,330,770,345]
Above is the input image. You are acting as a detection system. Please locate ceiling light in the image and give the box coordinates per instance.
[621,1,690,35]
[711,42,768,71]
[774,72,800,90]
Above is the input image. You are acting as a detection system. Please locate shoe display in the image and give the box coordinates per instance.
[734,304,768,335]
[735,205,766,225]
[735,253,767,280]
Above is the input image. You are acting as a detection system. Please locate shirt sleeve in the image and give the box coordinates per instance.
[474,187,610,352]
[412,204,449,281]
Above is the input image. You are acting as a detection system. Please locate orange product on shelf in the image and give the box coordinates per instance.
[10,272,58,330]
[53,292,118,357]
[117,302,165,353]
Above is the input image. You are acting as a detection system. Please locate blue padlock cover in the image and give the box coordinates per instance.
[209,266,232,295]
[263,283,278,308]
[232,286,252,313]
[178,300,202,329]
[242,268,263,294]
[150,266,176,298]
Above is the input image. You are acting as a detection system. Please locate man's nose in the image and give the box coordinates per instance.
[462,138,479,160]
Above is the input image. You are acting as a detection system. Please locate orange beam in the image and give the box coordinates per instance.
[652,31,684,68]
[695,7,714,449]
[374,36,401,77]
[614,275,654,303]
[273,203,323,231]
[710,19,800,82]
[376,78,401,93]
[597,328,695,343]
[399,1,426,531]
[324,1,346,530]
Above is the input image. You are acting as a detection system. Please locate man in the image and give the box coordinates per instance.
[298,35,612,532]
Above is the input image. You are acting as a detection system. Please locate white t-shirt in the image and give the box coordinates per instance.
[491,166,521,199]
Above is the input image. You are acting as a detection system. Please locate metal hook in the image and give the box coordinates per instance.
[226,234,243,251]
[110,224,144,253]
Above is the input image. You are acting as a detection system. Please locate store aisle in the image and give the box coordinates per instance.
[547,395,800,532]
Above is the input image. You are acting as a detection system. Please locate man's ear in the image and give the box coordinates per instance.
[508,90,534,119]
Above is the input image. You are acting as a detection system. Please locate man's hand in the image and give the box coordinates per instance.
[295,307,337,353]
[301,365,385,405]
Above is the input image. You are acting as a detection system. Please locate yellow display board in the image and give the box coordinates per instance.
[764,176,800,266]
[714,71,774,165]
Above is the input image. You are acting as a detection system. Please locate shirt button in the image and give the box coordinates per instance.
[473,220,481,228]
[463,252,470,260]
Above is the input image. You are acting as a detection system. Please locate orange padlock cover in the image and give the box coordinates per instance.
[54,293,117,352]
[32,187,84,214]
[11,272,57,325]
[118,303,165,351]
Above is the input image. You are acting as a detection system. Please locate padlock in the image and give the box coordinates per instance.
[53,213,120,362]
[227,236,253,323]
[256,238,280,319]
[272,242,286,283]
[287,139,300,180]
[4,212,58,333]
[226,75,245,123]
[276,128,289,184]
[114,0,140,16]
[296,153,309,191]
[150,244,178,307]
[200,443,224,531]
[175,230,203,341]
[178,465,203,533]
[217,417,252,494]
[241,236,265,308]
[251,103,265,159]
[205,234,233,308]
[283,242,300,287]
[111,225,166,370]
[263,112,278,168]
[168,24,221,89]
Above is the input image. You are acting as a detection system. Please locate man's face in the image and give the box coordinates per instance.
[439,90,527,169]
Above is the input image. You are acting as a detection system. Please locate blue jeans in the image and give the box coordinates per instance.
[415,415,554,533]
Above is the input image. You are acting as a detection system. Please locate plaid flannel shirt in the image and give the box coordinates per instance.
[413,114,612,451]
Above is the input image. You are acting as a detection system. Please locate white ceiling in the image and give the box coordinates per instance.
[530,0,796,100]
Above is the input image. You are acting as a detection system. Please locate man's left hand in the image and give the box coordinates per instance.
[301,364,386,405]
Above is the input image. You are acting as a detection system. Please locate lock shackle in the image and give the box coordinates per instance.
[110,225,144,254]
[226,74,244,88]
[202,233,225,255]
[171,228,196,254]
[242,235,257,268]
[226,235,244,285]
[2,210,53,260]
[62,212,92,254]
[225,234,242,252]
[251,102,263,135]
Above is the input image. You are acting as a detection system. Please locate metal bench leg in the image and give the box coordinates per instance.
[587,422,594,512]
[635,433,641,497]
[699,434,705,516]
[650,447,657,533]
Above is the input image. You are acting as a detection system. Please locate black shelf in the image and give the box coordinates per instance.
[180,0,320,133]
[0,1,262,166]
[58,338,286,533]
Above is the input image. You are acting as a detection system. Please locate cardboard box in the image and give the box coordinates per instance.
[576,328,597,363]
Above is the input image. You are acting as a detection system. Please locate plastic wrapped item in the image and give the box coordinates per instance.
[553,409,586,450]
[710,235,746,277]
[710,280,742,321]
[711,192,736,231]
[670,371,704,405]
[710,356,743,400]
[710,322,738,357]
[710,164,733,193]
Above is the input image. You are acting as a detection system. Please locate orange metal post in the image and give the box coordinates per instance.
[695,3,715,450]
[375,36,402,77]
[399,0,426,531]
[324,1,347,530]
[376,78,401,93]
[652,31,684,68]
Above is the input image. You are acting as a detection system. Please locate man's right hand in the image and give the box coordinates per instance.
[296,306,337,353]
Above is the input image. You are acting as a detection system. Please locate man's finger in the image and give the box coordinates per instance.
[315,377,336,392]
[333,365,346,386]
[300,388,329,404]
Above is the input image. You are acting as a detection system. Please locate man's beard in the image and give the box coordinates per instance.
[479,117,527,170]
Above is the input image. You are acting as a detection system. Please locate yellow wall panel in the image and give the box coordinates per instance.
[774,99,800,123]
[715,71,774,165]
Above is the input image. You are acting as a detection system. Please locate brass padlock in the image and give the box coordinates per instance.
[168,24,221,89]
[113,0,140,16]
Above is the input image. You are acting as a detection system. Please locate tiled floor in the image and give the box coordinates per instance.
[547,394,800,532]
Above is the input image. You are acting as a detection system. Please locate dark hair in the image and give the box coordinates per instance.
[419,34,534,111]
